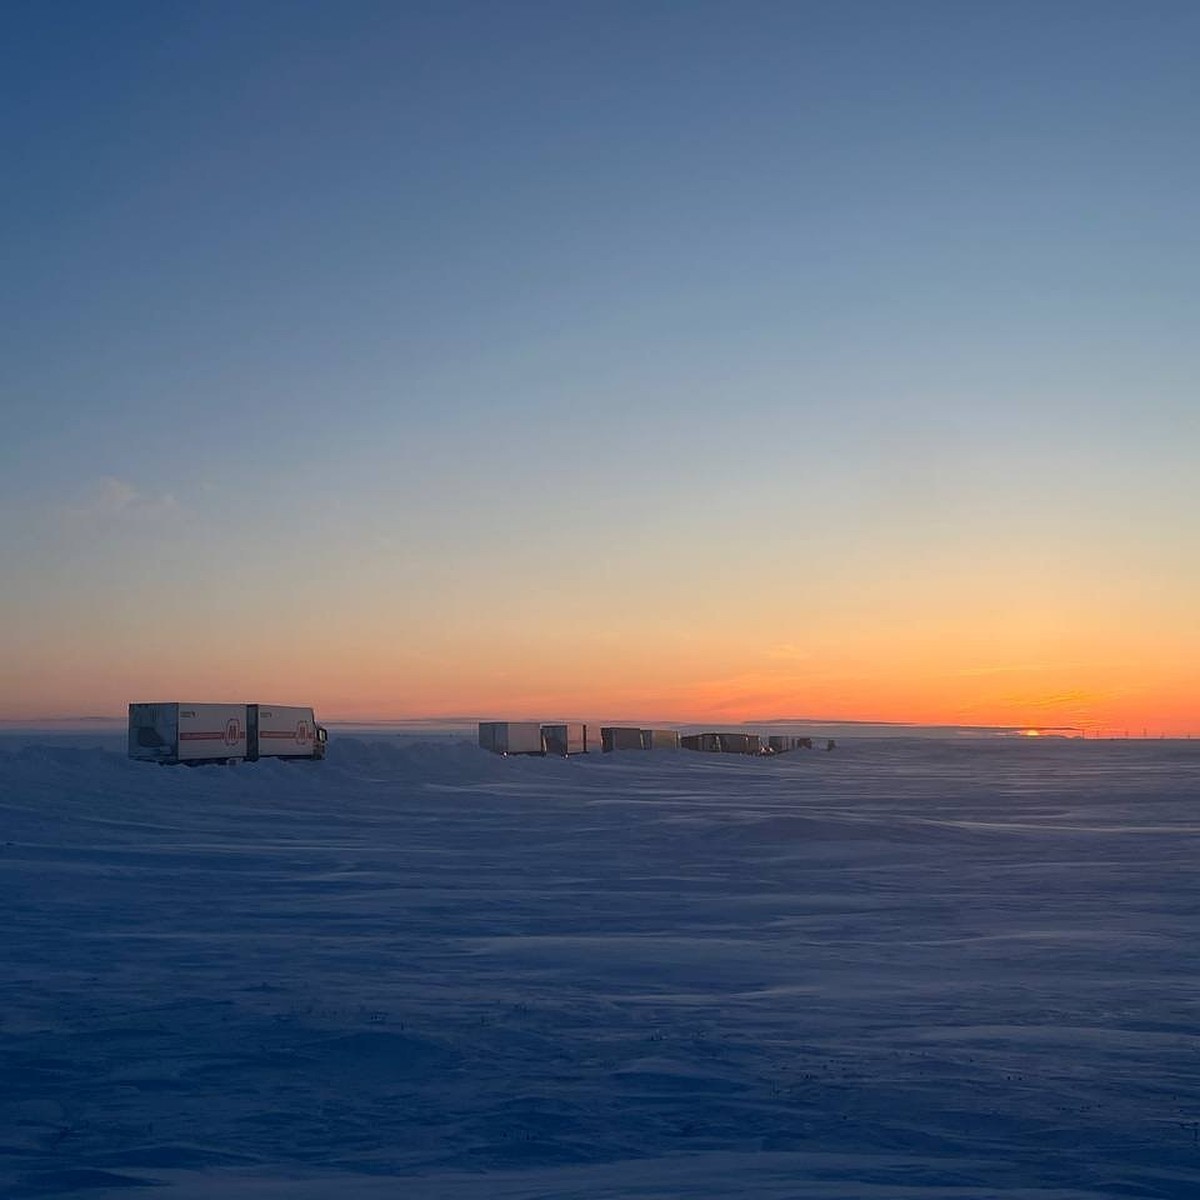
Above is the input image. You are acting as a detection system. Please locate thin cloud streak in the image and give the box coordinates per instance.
[63,477,180,529]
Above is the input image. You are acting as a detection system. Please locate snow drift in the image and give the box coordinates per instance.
[2,733,1198,1198]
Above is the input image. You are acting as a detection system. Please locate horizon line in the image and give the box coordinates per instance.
[0,712,1081,735]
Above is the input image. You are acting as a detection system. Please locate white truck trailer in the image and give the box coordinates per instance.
[600,726,645,752]
[251,705,326,760]
[640,728,679,750]
[541,722,588,756]
[478,721,545,755]
[128,703,327,765]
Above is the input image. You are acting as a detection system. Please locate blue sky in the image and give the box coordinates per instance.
[3,1,1197,727]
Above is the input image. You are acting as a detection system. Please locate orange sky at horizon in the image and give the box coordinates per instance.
[5,472,1195,736]
[9,622,1192,736]
[281,597,1197,735]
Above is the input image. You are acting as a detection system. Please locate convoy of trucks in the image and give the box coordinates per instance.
[127,704,828,766]
[478,722,822,757]
[128,703,327,765]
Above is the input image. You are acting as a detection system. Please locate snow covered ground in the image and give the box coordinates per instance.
[2,732,1199,1198]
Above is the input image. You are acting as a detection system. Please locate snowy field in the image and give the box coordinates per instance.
[2,732,1199,1199]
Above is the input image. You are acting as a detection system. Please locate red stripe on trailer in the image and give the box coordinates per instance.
[259,723,312,743]
[181,717,245,748]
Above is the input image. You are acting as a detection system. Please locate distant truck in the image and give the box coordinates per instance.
[681,732,763,755]
[600,726,645,752]
[767,735,813,753]
[128,703,328,765]
[640,728,679,750]
[541,722,588,756]
[478,721,546,755]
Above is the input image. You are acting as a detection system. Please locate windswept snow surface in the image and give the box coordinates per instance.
[2,734,1199,1199]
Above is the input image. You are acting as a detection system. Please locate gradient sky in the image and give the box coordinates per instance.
[3,0,1197,733]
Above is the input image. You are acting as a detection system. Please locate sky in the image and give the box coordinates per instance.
[2,0,1197,734]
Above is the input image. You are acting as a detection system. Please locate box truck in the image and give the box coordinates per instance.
[640,728,679,750]
[767,735,813,753]
[719,732,761,755]
[681,732,762,755]
[541,723,588,756]
[600,726,645,752]
[251,705,326,760]
[128,703,327,765]
[478,722,545,755]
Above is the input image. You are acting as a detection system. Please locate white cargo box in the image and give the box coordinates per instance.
[478,722,545,755]
[767,735,813,753]
[129,702,247,764]
[251,704,325,760]
[130,702,327,764]
[600,727,645,752]
[179,703,248,762]
[640,728,679,750]
[541,722,588,756]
